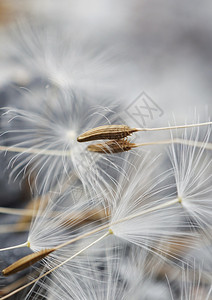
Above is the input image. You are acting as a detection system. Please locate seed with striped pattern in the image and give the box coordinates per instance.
[87,139,136,153]
[2,248,55,276]
[77,125,138,142]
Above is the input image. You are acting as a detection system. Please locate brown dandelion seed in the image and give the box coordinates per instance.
[2,248,55,276]
[77,125,138,142]
[87,139,137,153]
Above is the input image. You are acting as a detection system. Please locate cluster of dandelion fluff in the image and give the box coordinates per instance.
[0,3,212,300]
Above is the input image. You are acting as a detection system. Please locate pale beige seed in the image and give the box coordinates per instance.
[2,248,55,276]
[87,139,136,153]
[77,125,138,142]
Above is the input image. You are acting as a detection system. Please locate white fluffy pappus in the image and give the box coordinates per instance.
[38,240,169,300]
[3,128,211,298]
[166,262,212,300]
[22,151,190,274]
[0,150,186,293]
[8,17,135,99]
[108,151,186,261]
[168,124,212,235]
[27,180,109,254]
[0,88,125,195]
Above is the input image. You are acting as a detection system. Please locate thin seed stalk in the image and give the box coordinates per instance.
[1,198,182,298]
[1,231,110,300]
[135,121,212,132]
[87,139,134,153]
[135,138,212,150]
[0,241,29,252]
[77,121,212,143]
[0,145,71,156]
[1,136,211,159]
[1,198,180,271]
[55,197,180,251]
[77,125,137,142]
[87,139,212,154]
[1,198,181,298]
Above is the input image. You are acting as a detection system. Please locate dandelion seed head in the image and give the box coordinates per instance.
[108,151,183,260]
[168,122,212,232]
[65,129,77,141]
[0,86,125,195]
[7,17,135,100]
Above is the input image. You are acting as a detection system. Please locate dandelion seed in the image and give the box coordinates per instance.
[77,121,212,142]
[1,144,208,297]
[0,90,125,196]
[24,151,185,262]
[87,139,135,153]
[168,124,212,234]
[2,248,54,276]
[106,151,183,259]
[87,138,212,154]
[0,232,110,299]
[77,125,138,142]
[0,151,180,275]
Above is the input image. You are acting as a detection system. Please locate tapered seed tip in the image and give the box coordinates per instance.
[2,268,8,276]
[87,140,135,153]
[2,248,55,276]
[77,125,137,143]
